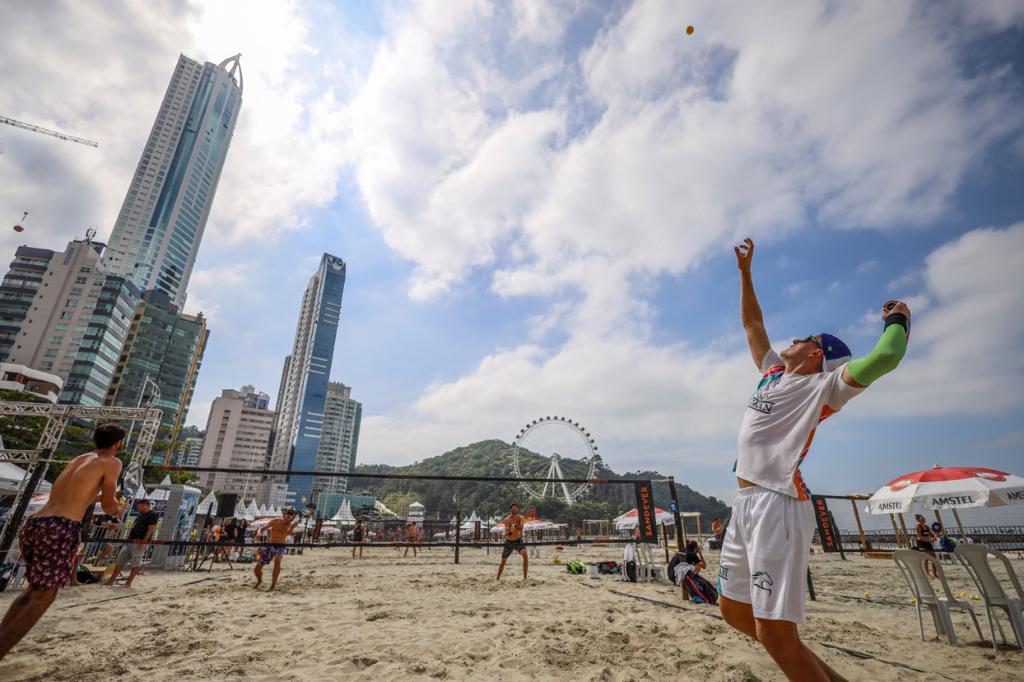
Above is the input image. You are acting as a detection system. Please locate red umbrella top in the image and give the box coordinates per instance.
[884,466,1010,493]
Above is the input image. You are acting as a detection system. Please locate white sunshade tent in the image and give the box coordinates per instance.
[196,492,218,516]
[247,500,260,518]
[613,507,675,531]
[0,462,52,496]
[332,500,356,524]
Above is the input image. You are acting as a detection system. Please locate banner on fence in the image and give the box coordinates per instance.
[634,480,657,543]
[811,495,840,553]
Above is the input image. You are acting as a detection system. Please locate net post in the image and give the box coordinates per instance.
[889,514,902,549]
[849,496,868,554]
[454,508,461,565]
[667,476,684,552]
[661,523,671,563]
[897,514,911,549]
[806,567,816,601]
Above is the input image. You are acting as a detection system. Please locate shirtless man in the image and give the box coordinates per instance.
[496,503,527,580]
[0,423,126,659]
[253,507,299,591]
[403,521,418,558]
[719,239,909,681]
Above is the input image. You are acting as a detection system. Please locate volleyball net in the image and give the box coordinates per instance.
[66,466,705,573]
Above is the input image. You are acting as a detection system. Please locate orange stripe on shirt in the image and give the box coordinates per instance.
[792,405,838,500]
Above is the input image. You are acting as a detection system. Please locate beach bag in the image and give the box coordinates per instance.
[566,560,586,575]
[624,560,637,582]
[683,572,718,605]
[75,565,99,585]
[597,561,620,575]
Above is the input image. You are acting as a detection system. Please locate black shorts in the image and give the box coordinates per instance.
[502,539,526,558]
[916,540,935,552]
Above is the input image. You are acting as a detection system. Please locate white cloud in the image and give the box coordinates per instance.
[856,260,879,274]
[360,334,755,470]
[347,1,1024,468]
[846,223,1024,417]
[343,0,1021,316]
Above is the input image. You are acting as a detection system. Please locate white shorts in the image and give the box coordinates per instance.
[717,485,814,623]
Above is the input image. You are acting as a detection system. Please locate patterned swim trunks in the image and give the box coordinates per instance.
[256,546,286,566]
[18,515,82,589]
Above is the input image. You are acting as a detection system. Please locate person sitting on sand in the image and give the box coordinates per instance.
[496,503,528,581]
[685,540,707,574]
[254,508,300,591]
[404,521,418,558]
[0,423,126,659]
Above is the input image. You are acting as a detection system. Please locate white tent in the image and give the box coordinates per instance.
[613,507,674,531]
[196,492,218,516]
[247,499,260,518]
[258,504,269,517]
[0,462,52,496]
[331,500,356,524]
[159,475,172,486]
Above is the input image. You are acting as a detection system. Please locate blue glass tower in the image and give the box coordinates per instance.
[102,53,243,308]
[269,254,346,506]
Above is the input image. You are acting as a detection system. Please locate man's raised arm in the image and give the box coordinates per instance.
[735,237,772,369]
[842,300,910,388]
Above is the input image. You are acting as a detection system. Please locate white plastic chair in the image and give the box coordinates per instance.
[636,542,667,583]
[954,544,1024,650]
[893,550,983,645]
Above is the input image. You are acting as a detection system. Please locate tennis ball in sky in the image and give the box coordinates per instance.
[686,25,695,35]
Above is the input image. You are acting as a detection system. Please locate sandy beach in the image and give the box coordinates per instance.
[0,545,1020,681]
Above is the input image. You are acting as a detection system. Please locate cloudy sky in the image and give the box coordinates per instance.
[2,1,1022,502]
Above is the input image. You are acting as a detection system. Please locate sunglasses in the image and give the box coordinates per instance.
[794,335,822,349]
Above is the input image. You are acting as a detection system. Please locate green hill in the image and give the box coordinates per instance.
[352,439,729,532]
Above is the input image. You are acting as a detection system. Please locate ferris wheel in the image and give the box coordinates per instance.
[509,416,600,505]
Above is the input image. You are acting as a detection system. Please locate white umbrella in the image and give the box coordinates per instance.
[613,507,674,531]
[866,465,1024,515]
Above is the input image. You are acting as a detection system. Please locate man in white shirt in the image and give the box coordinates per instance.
[719,238,910,681]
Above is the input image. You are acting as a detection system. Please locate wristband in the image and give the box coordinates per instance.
[884,312,909,335]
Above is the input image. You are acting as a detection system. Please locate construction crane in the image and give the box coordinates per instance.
[1,115,98,148]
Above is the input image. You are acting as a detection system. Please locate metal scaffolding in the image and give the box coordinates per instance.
[0,401,162,568]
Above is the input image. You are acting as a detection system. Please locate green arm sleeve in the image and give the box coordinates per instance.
[846,323,908,386]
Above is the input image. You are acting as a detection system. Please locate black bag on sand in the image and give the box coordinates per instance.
[625,560,637,582]
[76,565,99,585]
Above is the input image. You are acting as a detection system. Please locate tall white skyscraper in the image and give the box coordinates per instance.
[103,53,243,308]
[269,254,346,505]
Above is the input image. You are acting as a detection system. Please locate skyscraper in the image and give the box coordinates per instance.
[1,236,140,405]
[269,254,346,505]
[102,53,242,308]
[104,289,209,450]
[198,385,275,496]
[312,382,362,499]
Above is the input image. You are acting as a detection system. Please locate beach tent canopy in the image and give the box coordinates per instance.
[159,475,172,486]
[247,500,260,517]
[0,462,52,496]
[331,500,356,524]
[196,492,218,516]
[613,507,674,530]
[867,465,1024,514]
